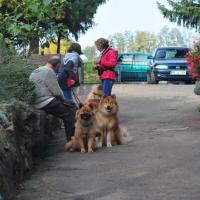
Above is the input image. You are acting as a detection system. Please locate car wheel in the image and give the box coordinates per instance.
[147,71,159,84]
[147,72,152,84]
[116,71,122,83]
[184,80,193,85]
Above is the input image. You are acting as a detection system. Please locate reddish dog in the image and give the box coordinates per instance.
[65,103,97,153]
[94,94,125,148]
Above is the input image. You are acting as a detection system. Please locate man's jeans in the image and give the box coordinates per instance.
[63,89,73,102]
[42,98,76,141]
[102,79,115,96]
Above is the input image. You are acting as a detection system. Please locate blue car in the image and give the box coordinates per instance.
[147,46,195,84]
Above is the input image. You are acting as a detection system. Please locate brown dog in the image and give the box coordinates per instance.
[94,94,125,148]
[65,103,97,153]
[85,84,104,109]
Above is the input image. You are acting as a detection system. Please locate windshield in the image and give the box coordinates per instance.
[155,48,188,59]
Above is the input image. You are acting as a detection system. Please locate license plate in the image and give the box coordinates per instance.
[170,70,186,75]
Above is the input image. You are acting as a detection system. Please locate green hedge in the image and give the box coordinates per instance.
[0,59,101,104]
[83,61,100,84]
[0,59,36,104]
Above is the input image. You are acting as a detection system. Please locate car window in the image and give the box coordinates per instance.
[156,49,188,59]
[173,49,188,58]
[120,55,133,64]
[156,50,166,59]
[134,54,149,65]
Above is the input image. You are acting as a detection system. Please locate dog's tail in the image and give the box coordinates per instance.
[120,126,132,143]
[64,141,72,150]
[123,132,127,138]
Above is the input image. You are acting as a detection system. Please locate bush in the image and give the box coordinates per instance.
[185,40,200,79]
[83,61,100,84]
[197,104,200,112]
[0,36,15,64]
[0,58,36,104]
[0,58,101,105]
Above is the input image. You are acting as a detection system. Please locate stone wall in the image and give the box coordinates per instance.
[0,102,60,200]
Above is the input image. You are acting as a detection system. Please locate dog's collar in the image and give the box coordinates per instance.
[82,121,93,127]
[92,92,102,97]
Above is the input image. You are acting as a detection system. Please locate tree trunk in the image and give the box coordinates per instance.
[29,36,39,54]
[57,33,61,54]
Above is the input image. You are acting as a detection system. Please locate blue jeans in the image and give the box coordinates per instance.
[63,89,73,102]
[102,79,115,96]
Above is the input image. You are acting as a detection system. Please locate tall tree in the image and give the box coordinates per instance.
[108,33,126,53]
[124,30,134,52]
[181,29,200,46]
[168,28,185,45]
[157,26,184,46]
[109,31,157,53]
[55,0,107,53]
[129,31,157,52]
[0,0,67,53]
[0,0,107,54]
[108,31,133,53]
[157,0,200,32]
[157,26,170,46]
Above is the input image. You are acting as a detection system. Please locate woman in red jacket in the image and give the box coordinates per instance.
[93,38,118,96]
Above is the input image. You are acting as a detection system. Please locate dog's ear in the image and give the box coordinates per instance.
[102,94,107,99]
[97,85,102,90]
[78,103,84,109]
[111,94,116,99]
[88,102,94,110]
[75,110,80,119]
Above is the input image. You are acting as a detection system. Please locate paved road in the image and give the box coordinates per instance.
[16,84,200,200]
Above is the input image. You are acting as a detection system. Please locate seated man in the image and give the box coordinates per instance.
[29,56,75,141]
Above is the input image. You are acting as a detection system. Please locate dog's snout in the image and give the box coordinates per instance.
[106,105,112,111]
[81,112,91,120]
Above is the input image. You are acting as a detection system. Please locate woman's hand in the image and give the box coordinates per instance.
[93,65,99,70]
[95,57,101,64]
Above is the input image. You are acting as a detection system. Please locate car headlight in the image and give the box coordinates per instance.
[155,65,168,69]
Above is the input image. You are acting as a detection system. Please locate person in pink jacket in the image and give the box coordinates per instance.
[93,38,118,96]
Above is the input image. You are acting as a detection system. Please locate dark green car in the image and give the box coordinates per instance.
[115,52,151,82]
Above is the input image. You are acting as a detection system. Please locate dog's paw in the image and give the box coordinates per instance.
[88,148,94,153]
[81,148,86,153]
[97,142,103,148]
[107,143,112,148]
[69,148,75,152]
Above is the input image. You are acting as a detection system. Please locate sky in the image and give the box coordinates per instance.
[78,0,182,48]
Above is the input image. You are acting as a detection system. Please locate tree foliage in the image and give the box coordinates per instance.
[0,59,36,104]
[108,33,126,53]
[109,27,199,53]
[185,40,200,79]
[157,26,185,46]
[157,0,200,32]
[59,0,107,40]
[130,31,157,52]
[0,0,64,47]
[0,0,107,52]
[109,31,157,53]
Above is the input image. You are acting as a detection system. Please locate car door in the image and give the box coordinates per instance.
[133,53,151,81]
[116,53,134,81]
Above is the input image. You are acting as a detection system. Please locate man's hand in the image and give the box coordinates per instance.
[55,96,64,103]
[66,79,75,87]
[71,80,75,85]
